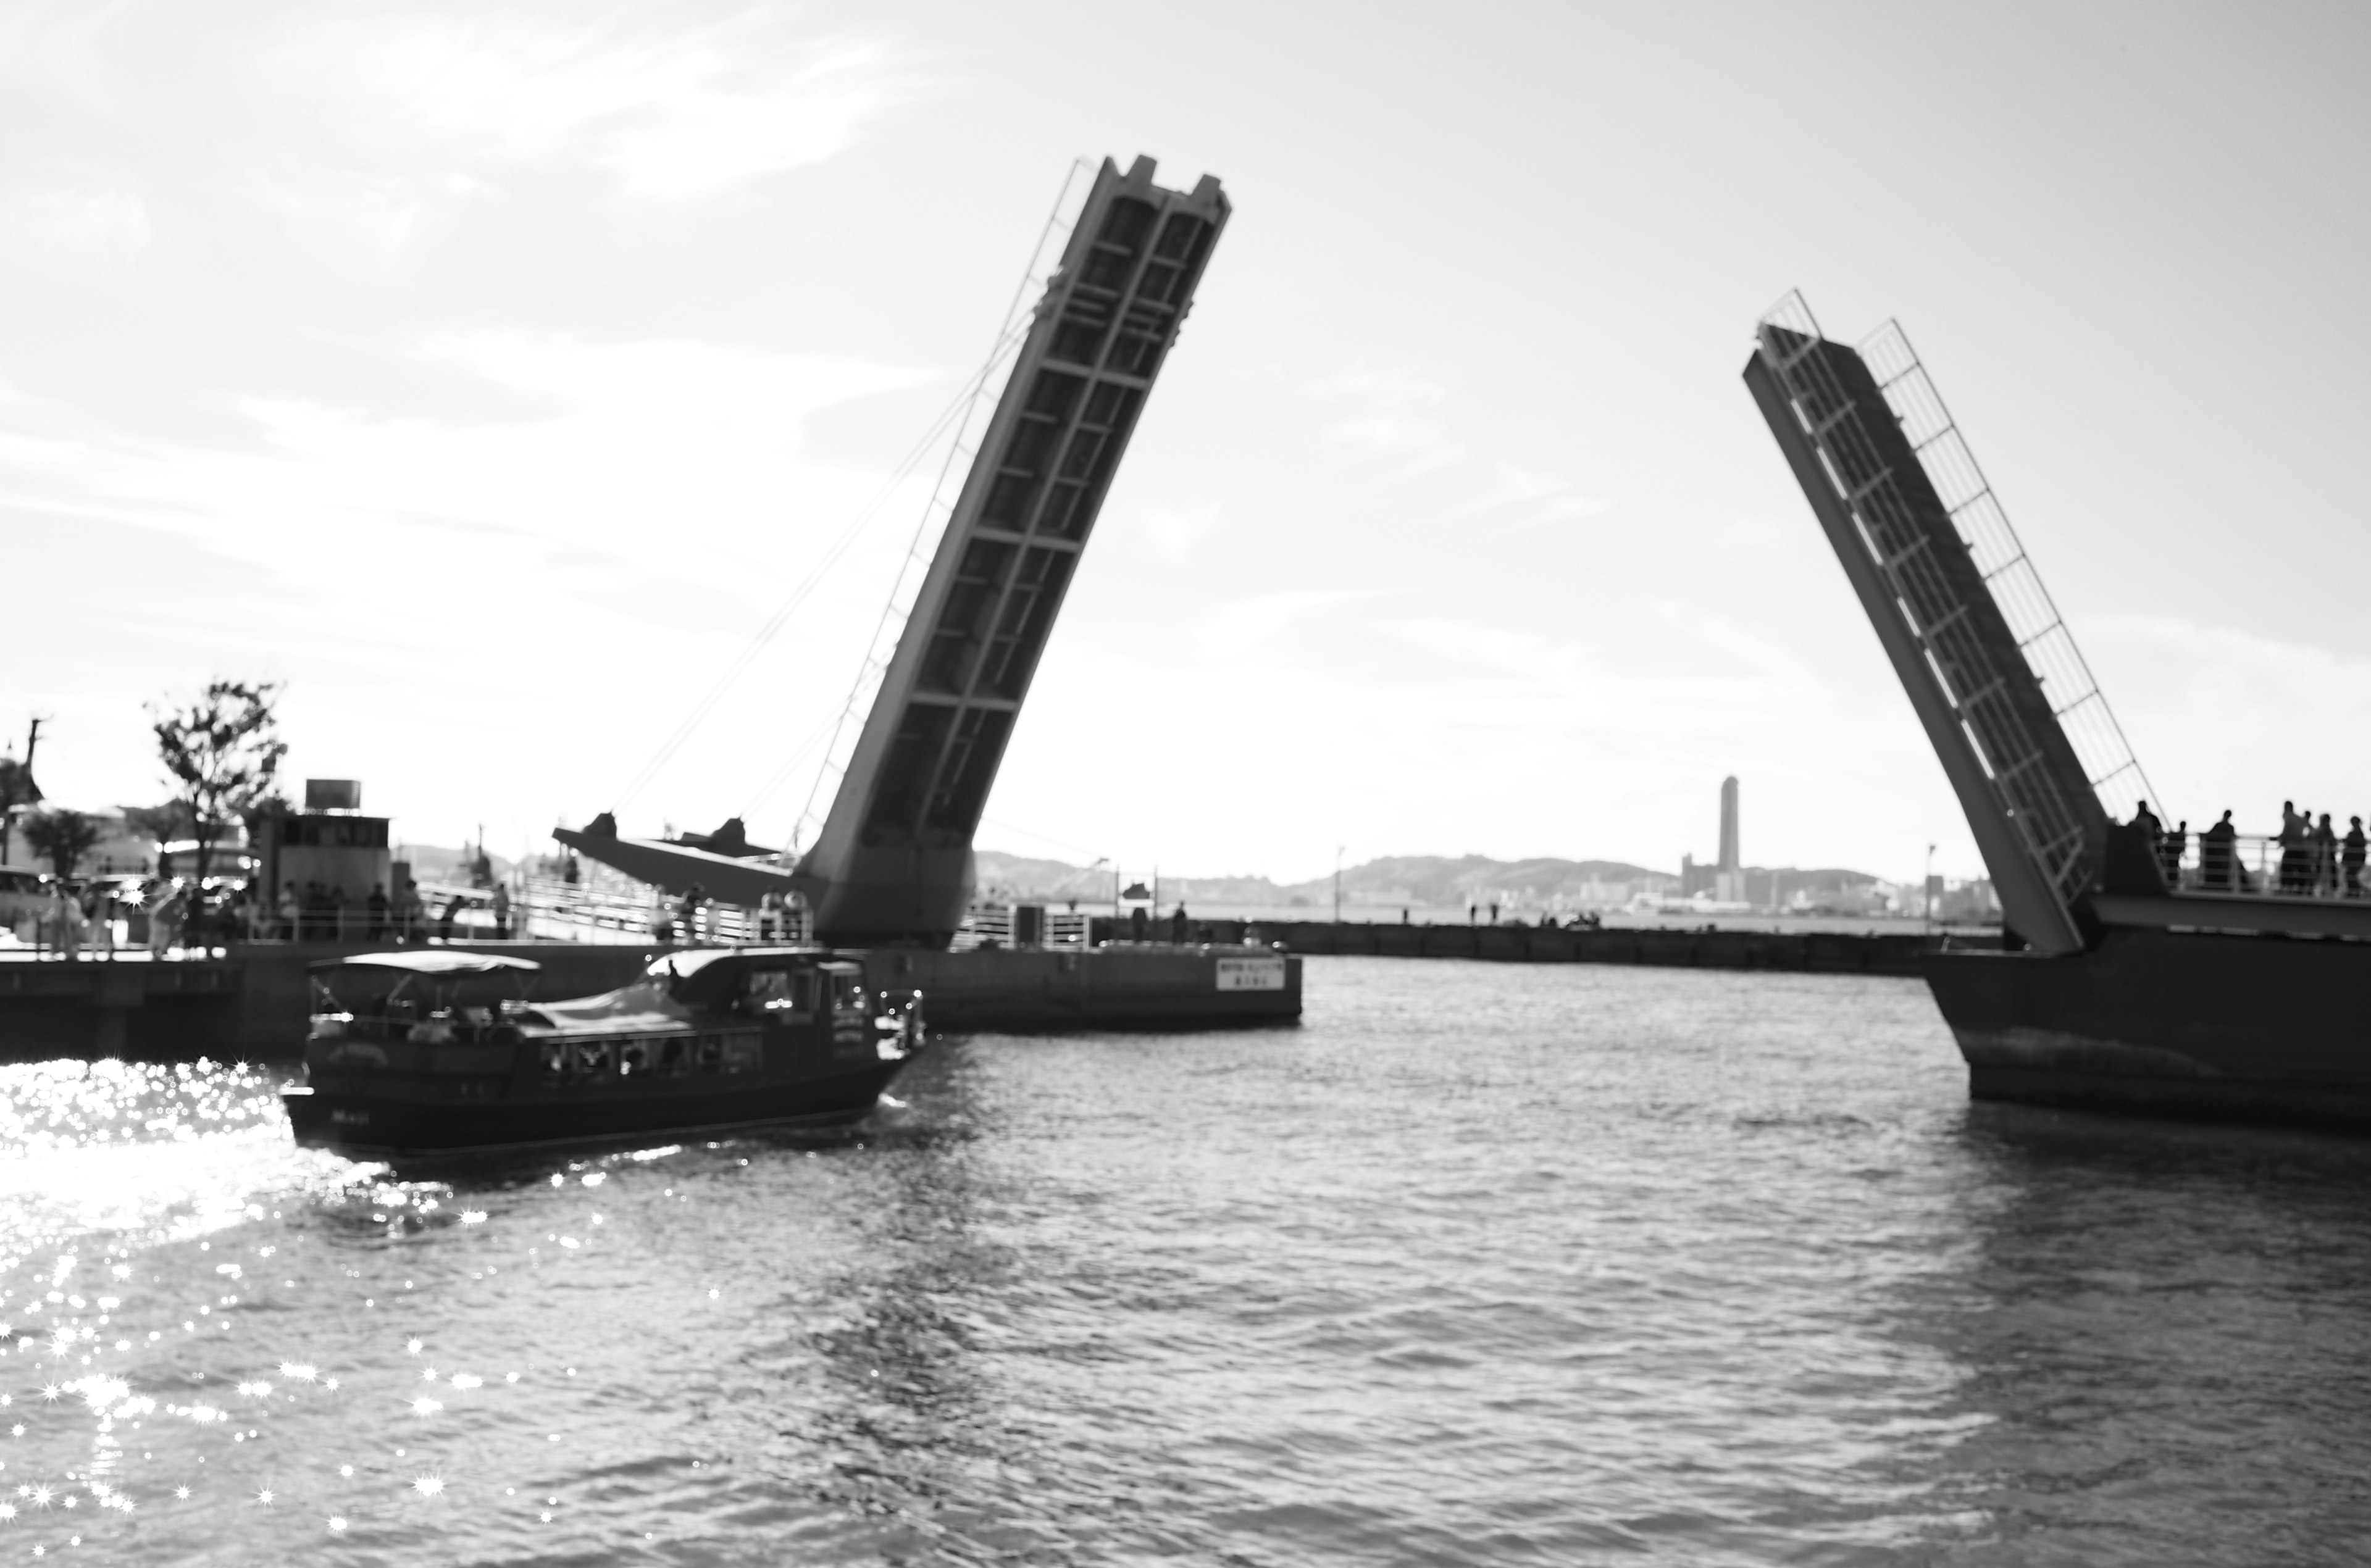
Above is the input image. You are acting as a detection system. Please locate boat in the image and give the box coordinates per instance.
[282,948,924,1156]
[1746,294,2371,1131]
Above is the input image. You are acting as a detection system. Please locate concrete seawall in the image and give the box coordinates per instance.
[1090,917,1947,977]
[0,940,1303,1062]
[0,919,1935,1064]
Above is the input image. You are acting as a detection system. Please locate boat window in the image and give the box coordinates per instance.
[746,969,818,1016]
[619,1039,651,1077]
[696,1034,724,1072]
[724,1035,760,1074]
[538,1041,568,1080]
[572,1040,613,1079]
[829,972,868,1015]
[660,1037,688,1075]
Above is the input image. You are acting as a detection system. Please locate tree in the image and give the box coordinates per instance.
[19,809,99,879]
[151,681,288,883]
[122,801,196,846]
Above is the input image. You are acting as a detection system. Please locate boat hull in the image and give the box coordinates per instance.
[283,1058,908,1157]
[1923,928,2371,1130]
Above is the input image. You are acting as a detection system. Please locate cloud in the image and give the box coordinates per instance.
[1294,360,1465,477]
[236,158,499,290]
[1648,598,1820,688]
[252,5,924,200]
[1137,500,1226,557]
[1708,513,1790,557]
[2080,615,2371,812]
[1452,459,1612,530]
[1194,589,1360,662]
[0,2,127,101]
[0,185,151,273]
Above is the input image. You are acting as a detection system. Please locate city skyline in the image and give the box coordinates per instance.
[8,3,2371,886]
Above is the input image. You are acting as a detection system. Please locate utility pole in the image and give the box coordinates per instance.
[0,715,43,867]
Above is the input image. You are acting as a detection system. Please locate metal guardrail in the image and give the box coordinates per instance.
[950,903,1095,950]
[518,876,812,946]
[2157,829,2371,901]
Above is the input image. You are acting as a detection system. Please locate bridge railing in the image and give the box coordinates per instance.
[519,877,811,946]
[951,903,1095,950]
[2152,830,2371,901]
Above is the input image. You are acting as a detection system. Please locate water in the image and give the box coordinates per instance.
[2,957,2369,1564]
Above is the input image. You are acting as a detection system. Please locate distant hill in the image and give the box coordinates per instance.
[973,850,1681,908]
[1307,854,1673,907]
[971,849,1886,910]
[396,843,516,885]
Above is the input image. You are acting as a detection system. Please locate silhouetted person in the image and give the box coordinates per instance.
[438,897,462,942]
[2347,817,2367,900]
[1489,902,1500,923]
[2314,813,2340,897]
[365,882,390,941]
[1169,904,1187,944]
[2131,799,2162,843]
[2277,800,2309,895]
[2202,811,2238,891]
[1129,906,1148,941]
[2160,820,2188,888]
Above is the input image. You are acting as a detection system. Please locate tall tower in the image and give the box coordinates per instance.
[1715,775,1743,904]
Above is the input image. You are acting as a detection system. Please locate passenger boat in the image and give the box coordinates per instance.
[282,948,924,1156]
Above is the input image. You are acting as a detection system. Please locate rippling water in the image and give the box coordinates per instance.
[2,957,2369,1564]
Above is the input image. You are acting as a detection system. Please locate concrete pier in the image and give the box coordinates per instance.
[0,919,1941,1065]
[0,940,1303,1062]
[1094,917,1947,976]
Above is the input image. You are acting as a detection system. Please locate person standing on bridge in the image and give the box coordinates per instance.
[2347,817,2368,900]
[2202,811,2239,891]
[2277,801,2309,895]
[2161,820,2189,888]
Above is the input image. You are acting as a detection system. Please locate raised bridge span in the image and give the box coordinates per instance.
[558,155,1229,948]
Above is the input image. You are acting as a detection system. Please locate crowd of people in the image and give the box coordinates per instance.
[653,885,805,945]
[2130,799,2369,898]
[17,872,519,958]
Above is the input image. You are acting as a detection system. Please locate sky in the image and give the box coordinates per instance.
[6,0,2371,885]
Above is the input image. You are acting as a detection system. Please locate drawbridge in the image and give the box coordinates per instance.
[1743,293,2151,955]
[558,155,1230,946]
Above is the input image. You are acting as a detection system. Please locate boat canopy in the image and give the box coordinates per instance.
[308,951,543,976]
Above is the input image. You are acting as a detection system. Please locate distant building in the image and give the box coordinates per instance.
[1681,775,1747,904]
[2,807,157,876]
[1715,776,1743,904]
